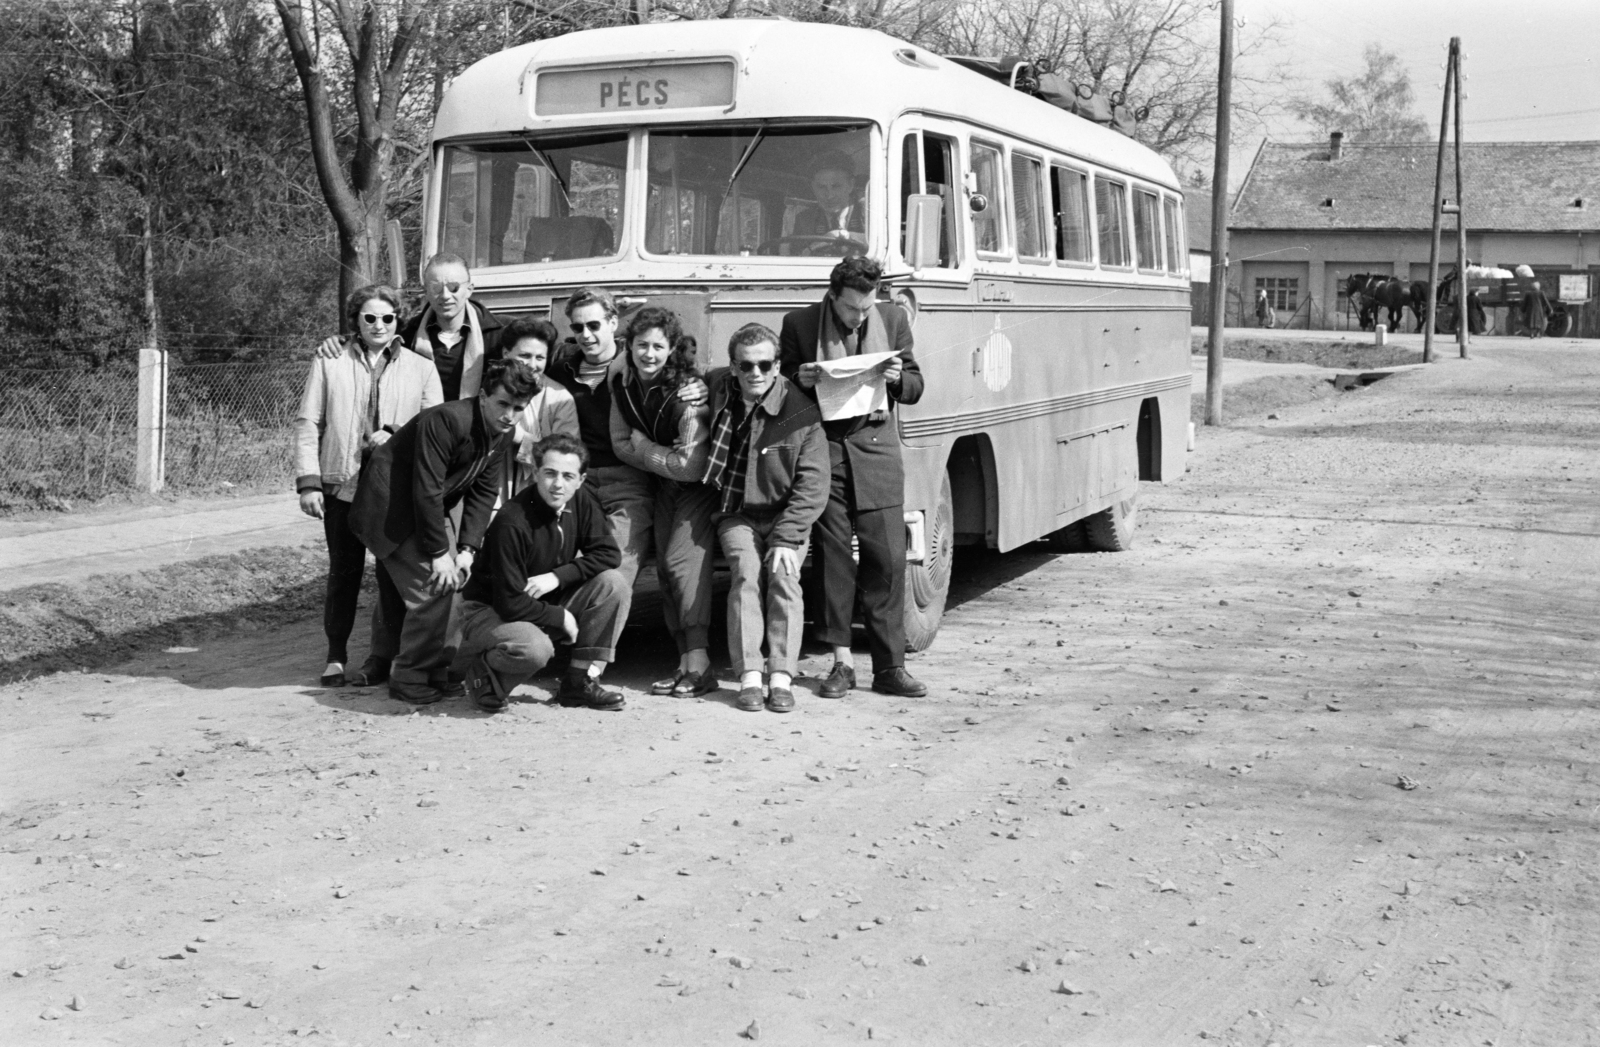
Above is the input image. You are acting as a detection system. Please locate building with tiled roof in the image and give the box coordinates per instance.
[1226,134,1600,334]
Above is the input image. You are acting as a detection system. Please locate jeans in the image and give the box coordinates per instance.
[717,512,808,675]
[456,568,631,691]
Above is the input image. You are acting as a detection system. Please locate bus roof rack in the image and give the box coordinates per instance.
[942,54,1147,139]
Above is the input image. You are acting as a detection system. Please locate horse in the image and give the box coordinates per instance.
[1344,274,1412,331]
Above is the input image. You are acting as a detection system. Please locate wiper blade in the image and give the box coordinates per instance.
[524,140,571,205]
[725,127,766,194]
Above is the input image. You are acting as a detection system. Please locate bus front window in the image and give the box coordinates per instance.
[438,133,627,268]
[644,124,870,257]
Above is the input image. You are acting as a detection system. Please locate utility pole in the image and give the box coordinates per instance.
[1425,38,1466,363]
[1204,0,1233,426]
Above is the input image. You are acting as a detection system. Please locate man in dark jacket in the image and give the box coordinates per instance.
[458,432,628,713]
[704,324,829,713]
[779,256,927,699]
[349,359,539,704]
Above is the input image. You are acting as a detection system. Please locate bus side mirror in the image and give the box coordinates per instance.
[905,194,943,269]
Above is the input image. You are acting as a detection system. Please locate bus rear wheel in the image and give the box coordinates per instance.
[1083,492,1138,552]
[903,475,954,652]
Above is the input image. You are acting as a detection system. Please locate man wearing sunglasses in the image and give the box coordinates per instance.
[779,255,927,700]
[316,253,507,401]
[702,324,829,713]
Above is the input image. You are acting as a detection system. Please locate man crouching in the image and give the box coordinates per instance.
[702,324,829,713]
[457,432,628,712]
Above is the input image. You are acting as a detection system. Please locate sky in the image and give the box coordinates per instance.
[1227,0,1600,185]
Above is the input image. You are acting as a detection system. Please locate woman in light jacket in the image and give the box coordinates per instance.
[608,307,718,697]
[294,285,442,686]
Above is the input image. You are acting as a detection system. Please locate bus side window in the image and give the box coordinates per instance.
[1163,195,1185,276]
[1012,153,1047,260]
[1051,165,1092,264]
[971,140,1007,256]
[1133,188,1162,272]
[922,133,960,268]
[1095,177,1131,268]
[899,132,921,258]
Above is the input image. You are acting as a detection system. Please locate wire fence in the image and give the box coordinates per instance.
[1,361,305,512]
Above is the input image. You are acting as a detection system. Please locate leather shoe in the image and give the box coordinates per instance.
[672,666,720,697]
[650,672,683,696]
[818,662,856,699]
[735,684,766,712]
[766,684,795,713]
[389,680,446,705]
[465,654,507,712]
[345,656,390,687]
[556,672,625,711]
[872,666,927,698]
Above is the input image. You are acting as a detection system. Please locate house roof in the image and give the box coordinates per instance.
[1185,188,1213,253]
[1231,140,1600,232]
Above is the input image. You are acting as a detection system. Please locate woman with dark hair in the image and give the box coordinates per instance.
[294,284,442,686]
[609,306,719,696]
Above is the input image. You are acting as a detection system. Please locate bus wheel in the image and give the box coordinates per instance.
[1083,492,1138,552]
[1043,519,1088,552]
[904,475,954,652]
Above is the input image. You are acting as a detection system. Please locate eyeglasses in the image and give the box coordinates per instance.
[736,359,776,374]
[362,313,396,325]
[570,320,607,334]
[428,282,465,294]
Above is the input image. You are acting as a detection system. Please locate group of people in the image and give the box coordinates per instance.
[293,252,927,715]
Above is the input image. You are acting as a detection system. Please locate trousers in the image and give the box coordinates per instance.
[457,568,631,691]
[653,479,717,654]
[378,519,462,689]
[811,451,907,673]
[322,496,399,666]
[717,512,808,675]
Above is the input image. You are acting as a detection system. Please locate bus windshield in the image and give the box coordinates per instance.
[438,132,628,268]
[643,123,870,258]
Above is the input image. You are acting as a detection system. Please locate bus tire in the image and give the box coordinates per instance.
[1083,492,1138,552]
[903,475,954,653]
[1043,519,1089,552]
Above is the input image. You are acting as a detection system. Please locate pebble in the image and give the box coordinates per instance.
[741,1019,761,1041]
[1190,917,1207,927]
[69,994,86,1011]
[729,956,754,969]
[161,951,186,960]
[912,955,930,966]
[1019,959,1037,973]
[245,998,266,1009]
[591,868,607,876]
[39,1007,64,1021]
[1056,980,1084,995]
[13,968,28,978]
[313,961,327,970]
[333,888,351,899]
[219,989,242,1000]
[416,798,439,808]
[114,957,134,970]
[856,922,875,932]
[1159,880,1178,893]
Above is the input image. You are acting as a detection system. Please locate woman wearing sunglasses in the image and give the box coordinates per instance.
[608,306,719,697]
[293,285,443,687]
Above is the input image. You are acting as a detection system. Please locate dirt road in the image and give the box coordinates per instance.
[3,341,1597,1046]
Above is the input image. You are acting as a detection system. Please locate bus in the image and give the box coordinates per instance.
[423,18,1192,651]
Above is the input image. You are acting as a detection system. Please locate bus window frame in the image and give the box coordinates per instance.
[1010,149,1051,266]
[891,117,970,280]
[432,131,636,272]
[1132,184,1165,275]
[968,136,1011,262]
[1048,161,1096,270]
[1163,193,1187,278]
[1094,174,1133,272]
[634,120,880,264]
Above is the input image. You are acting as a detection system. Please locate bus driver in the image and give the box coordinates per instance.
[791,150,866,242]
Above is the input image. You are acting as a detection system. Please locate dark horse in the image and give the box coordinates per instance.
[1345,274,1418,332]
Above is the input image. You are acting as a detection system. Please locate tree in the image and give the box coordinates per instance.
[928,0,1289,172]
[274,0,427,323]
[1291,43,1428,144]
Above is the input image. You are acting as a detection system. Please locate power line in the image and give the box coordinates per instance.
[1464,106,1600,126]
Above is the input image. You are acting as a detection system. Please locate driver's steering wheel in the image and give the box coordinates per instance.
[756,235,868,257]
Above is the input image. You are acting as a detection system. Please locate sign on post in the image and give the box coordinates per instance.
[1558,273,1590,302]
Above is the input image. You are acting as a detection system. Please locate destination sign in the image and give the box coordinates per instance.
[535,61,736,117]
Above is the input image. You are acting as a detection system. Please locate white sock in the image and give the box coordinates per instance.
[740,670,764,689]
[833,647,854,668]
[769,671,792,690]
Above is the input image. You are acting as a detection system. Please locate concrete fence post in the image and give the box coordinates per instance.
[136,197,167,492]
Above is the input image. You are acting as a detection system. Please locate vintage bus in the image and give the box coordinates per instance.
[423,19,1191,651]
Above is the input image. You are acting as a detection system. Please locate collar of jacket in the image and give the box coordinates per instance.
[715,369,789,418]
[517,484,572,526]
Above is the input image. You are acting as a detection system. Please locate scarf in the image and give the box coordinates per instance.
[411,303,485,399]
[702,376,767,513]
[818,293,893,421]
